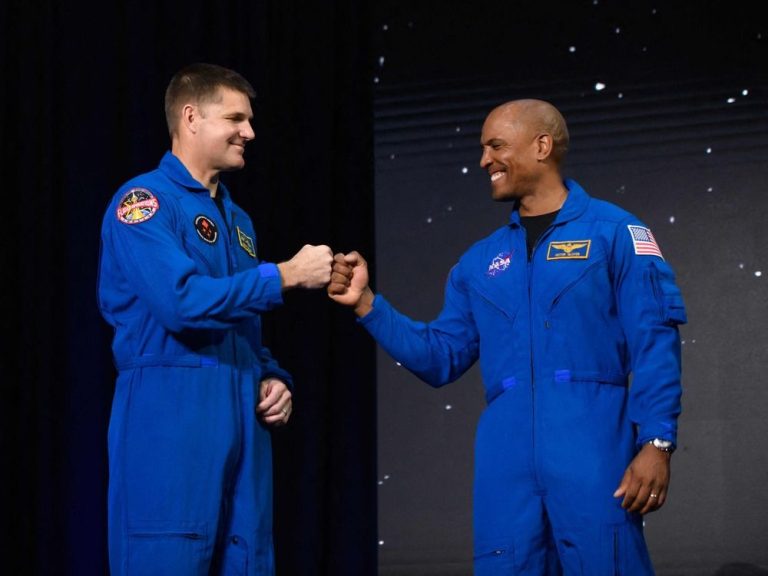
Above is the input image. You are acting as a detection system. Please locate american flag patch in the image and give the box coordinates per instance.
[627,225,664,259]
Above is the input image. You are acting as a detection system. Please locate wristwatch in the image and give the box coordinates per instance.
[648,438,676,453]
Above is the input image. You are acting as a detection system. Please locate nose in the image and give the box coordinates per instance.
[479,146,492,169]
[241,120,255,142]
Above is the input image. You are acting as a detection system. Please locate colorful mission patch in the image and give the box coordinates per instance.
[194,215,219,244]
[116,188,159,224]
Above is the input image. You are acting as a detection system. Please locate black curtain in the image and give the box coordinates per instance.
[1,1,376,575]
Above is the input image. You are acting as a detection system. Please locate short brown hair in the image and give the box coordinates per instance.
[164,63,256,136]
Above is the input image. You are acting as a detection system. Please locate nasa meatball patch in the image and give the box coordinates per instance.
[195,215,219,244]
[486,251,513,277]
[116,188,159,224]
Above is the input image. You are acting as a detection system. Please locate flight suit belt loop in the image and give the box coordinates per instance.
[116,354,220,370]
[486,370,629,402]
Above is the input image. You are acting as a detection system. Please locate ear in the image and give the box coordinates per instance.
[181,103,200,135]
[534,133,554,161]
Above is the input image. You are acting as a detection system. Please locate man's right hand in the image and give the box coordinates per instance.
[327,251,374,316]
[277,244,333,289]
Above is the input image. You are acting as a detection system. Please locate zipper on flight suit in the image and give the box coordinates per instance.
[526,223,557,488]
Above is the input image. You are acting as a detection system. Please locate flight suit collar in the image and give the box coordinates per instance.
[507,178,590,227]
[158,151,233,204]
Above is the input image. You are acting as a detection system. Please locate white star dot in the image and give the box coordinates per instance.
[595,82,606,91]
[461,167,468,174]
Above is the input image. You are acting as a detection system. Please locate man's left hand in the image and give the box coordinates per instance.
[257,377,292,427]
[613,443,671,514]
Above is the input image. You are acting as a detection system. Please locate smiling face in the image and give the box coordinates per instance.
[192,86,255,173]
[479,104,543,202]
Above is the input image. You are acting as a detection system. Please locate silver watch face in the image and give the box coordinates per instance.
[652,438,674,451]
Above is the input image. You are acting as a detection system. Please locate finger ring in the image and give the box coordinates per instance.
[282,408,288,416]
[650,493,658,498]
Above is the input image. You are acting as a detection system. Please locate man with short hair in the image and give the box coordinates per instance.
[98,62,333,575]
[329,99,687,574]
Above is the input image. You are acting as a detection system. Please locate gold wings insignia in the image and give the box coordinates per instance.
[552,242,588,254]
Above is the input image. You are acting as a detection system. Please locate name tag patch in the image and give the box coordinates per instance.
[547,240,591,260]
[237,226,257,258]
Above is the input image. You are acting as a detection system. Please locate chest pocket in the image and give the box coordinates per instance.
[547,259,609,313]
[646,259,687,325]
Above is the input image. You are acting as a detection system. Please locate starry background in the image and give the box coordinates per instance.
[370,1,768,574]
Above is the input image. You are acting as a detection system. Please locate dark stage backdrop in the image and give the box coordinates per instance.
[371,2,768,575]
[2,1,376,575]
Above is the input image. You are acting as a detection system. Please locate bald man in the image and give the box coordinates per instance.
[329,100,687,574]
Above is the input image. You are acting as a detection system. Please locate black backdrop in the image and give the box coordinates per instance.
[2,1,376,575]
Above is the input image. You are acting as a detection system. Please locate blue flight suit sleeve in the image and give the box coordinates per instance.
[100,187,284,334]
[612,218,687,447]
[258,345,294,389]
[359,265,480,387]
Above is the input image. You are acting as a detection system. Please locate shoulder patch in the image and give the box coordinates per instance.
[194,215,219,244]
[547,240,591,260]
[627,225,664,259]
[116,188,159,224]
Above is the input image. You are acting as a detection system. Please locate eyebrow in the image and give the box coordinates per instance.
[226,112,253,121]
[481,138,506,146]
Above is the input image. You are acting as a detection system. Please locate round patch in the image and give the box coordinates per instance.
[194,215,219,244]
[116,187,159,224]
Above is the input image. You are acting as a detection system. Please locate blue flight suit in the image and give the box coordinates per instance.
[360,179,686,575]
[98,151,290,575]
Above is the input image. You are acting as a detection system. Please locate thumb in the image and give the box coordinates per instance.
[613,469,631,498]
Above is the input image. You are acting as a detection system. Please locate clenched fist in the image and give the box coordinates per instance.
[327,251,375,316]
[277,244,333,289]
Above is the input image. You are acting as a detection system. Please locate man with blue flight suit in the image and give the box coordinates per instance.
[99,63,333,575]
[328,99,686,575]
